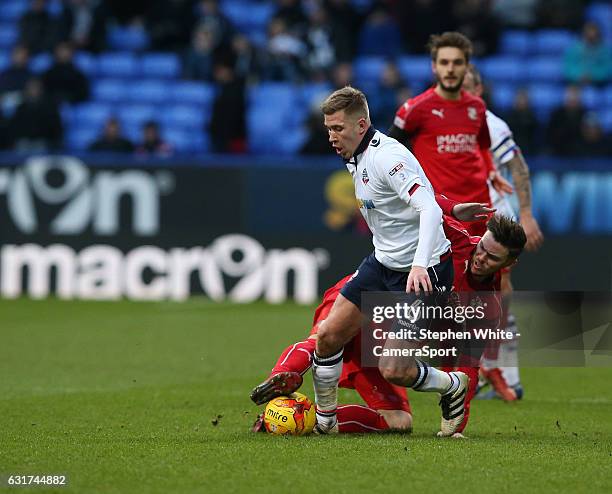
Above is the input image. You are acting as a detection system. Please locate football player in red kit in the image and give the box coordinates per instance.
[388,31,513,236]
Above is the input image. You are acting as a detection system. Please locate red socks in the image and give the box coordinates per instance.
[337,405,390,433]
[270,338,316,376]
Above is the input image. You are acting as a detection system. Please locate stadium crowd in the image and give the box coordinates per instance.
[0,0,610,156]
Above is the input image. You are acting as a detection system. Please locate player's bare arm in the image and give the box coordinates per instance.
[505,151,544,251]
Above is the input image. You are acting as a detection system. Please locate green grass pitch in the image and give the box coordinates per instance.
[1,298,611,493]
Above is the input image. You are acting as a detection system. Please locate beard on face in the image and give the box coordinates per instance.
[436,73,464,93]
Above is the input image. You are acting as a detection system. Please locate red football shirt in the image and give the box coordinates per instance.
[394,88,492,204]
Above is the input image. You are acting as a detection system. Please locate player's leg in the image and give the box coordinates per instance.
[249,336,315,405]
[376,256,468,436]
[312,294,361,433]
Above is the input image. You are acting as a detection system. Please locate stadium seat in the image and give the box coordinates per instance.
[163,128,191,153]
[71,102,113,127]
[117,104,156,129]
[353,56,386,84]
[480,56,521,82]
[66,126,100,151]
[0,23,18,48]
[160,105,206,130]
[299,82,333,108]
[528,83,564,117]
[397,56,434,86]
[604,85,612,107]
[128,80,168,104]
[586,3,612,44]
[534,30,576,55]
[92,79,125,103]
[248,83,297,110]
[222,1,274,33]
[499,30,531,56]
[0,51,9,71]
[170,81,215,106]
[527,57,563,82]
[107,25,150,52]
[357,19,402,57]
[140,53,181,79]
[74,52,96,76]
[490,84,517,112]
[580,86,600,111]
[29,53,52,73]
[98,52,137,78]
[0,1,27,21]
[599,108,612,132]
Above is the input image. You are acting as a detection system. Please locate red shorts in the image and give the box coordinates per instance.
[310,286,411,413]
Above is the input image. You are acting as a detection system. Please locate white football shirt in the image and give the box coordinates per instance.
[346,129,450,271]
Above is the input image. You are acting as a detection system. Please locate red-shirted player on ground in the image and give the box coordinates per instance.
[388,31,513,237]
[251,204,526,437]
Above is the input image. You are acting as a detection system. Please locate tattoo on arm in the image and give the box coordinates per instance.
[507,151,532,212]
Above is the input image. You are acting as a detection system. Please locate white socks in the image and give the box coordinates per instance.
[312,349,343,427]
[412,359,459,395]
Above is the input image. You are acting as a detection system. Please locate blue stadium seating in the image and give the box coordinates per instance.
[107,25,150,52]
[491,84,517,112]
[481,56,522,82]
[170,81,215,106]
[160,105,206,130]
[527,57,563,82]
[140,53,180,79]
[117,104,156,130]
[397,56,432,87]
[222,1,275,34]
[499,30,531,56]
[128,80,168,104]
[534,30,577,55]
[605,85,612,107]
[92,79,125,103]
[586,3,612,45]
[0,51,9,71]
[0,23,18,48]
[66,127,100,151]
[353,56,386,84]
[580,86,600,111]
[0,1,27,22]
[29,53,52,73]
[528,83,564,117]
[600,108,612,132]
[357,19,402,57]
[98,52,137,78]
[299,82,333,108]
[71,102,113,127]
[74,52,96,76]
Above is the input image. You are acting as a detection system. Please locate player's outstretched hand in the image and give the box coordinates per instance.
[489,171,513,195]
[406,266,432,295]
[452,203,496,222]
[521,214,544,251]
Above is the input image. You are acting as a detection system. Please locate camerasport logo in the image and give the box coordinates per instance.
[0,235,330,304]
[0,156,174,236]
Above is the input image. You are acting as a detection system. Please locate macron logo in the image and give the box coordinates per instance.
[432,109,445,119]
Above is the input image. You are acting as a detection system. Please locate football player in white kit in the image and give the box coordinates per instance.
[463,64,544,400]
[312,86,472,436]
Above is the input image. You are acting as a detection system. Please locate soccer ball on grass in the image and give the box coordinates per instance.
[263,392,316,436]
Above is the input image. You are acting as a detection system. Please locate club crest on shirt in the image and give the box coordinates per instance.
[388,163,404,176]
[467,106,478,120]
[362,168,369,184]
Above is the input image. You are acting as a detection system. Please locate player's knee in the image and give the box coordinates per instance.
[379,410,413,432]
[378,363,417,387]
[316,320,344,356]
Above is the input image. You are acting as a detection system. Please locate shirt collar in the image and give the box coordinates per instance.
[346,126,376,165]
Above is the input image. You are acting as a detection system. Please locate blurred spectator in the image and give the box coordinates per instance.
[536,0,585,30]
[232,34,261,82]
[370,62,410,128]
[304,5,336,79]
[300,103,329,155]
[563,22,612,87]
[394,0,451,53]
[0,45,32,96]
[324,0,362,61]
[357,7,402,57]
[146,0,196,51]
[330,62,353,89]
[42,41,90,104]
[546,85,586,156]
[18,0,58,54]
[262,17,307,81]
[208,63,246,153]
[89,117,134,152]
[452,0,500,57]
[136,120,173,156]
[183,26,216,81]
[491,0,538,28]
[505,89,540,155]
[576,112,612,157]
[0,112,11,149]
[57,0,108,53]
[9,77,63,151]
[193,0,234,51]
[274,0,308,33]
